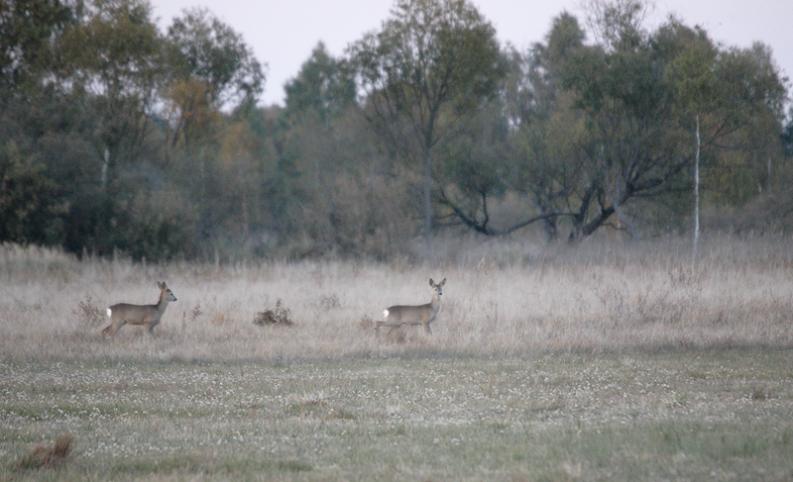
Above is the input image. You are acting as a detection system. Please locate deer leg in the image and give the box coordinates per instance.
[424,322,432,335]
[109,319,126,336]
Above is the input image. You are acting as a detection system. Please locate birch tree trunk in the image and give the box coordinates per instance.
[693,114,701,261]
[101,147,110,190]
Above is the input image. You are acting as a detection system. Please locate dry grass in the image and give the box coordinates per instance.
[16,433,73,470]
[2,236,793,480]
[1,235,792,362]
[253,299,295,327]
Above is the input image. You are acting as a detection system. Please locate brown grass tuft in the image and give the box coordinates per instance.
[253,299,294,326]
[73,295,104,327]
[17,433,73,470]
[358,315,374,331]
[751,386,772,401]
[382,326,408,344]
[317,294,341,310]
[286,398,356,420]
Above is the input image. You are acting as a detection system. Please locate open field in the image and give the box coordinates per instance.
[1,237,793,479]
[2,352,793,480]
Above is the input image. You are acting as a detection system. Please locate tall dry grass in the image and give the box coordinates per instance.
[1,235,792,362]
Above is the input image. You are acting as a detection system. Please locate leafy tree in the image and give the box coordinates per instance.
[0,0,78,91]
[59,0,164,183]
[283,42,355,124]
[0,142,65,244]
[166,7,264,108]
[495,2,788,242]
[349,0,506,251]
[783,109,793,159]
[435,99,513,235]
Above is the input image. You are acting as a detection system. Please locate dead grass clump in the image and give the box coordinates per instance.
[181,303,203,331]
[210,312,232,325]
[210,301,241,326]
[358,315,374,331]
[190,303,203,321]
[73,296,104,327]
[380,326,408,344]
[751,386,772,401]
[253,299,294,326]
[17,433,73,470]
[286,399,355,420]
[317,294,341,310]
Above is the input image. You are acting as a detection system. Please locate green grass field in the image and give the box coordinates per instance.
[3,349,793,481]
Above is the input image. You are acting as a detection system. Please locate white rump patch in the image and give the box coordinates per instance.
[383,309,389,318]
[106,308,112,318]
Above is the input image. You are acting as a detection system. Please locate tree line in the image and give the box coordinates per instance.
[1,0,791,261]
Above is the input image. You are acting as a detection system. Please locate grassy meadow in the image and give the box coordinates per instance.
[2,237,793,480]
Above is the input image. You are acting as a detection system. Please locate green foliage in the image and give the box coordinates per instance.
[349,0,507,241]
[0,0,78,90]
[284,42,355,123]
[496,2,789,241]
[167,7,265,107]
[0,142,65,244]
[0,0,789,259]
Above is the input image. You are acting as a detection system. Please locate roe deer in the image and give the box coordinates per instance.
[377,278,445,335]
[102,282,177,337]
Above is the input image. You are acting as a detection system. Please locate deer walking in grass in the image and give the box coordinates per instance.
[377,278,445,335]
[101,282,177,337]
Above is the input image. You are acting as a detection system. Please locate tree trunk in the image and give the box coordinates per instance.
[543,216,559,242]
[101,147,110,191]
[767,156,772,193]
[423,147,433,257]
[693,114,701,261]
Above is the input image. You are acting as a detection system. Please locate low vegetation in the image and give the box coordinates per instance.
[1,236,792,362]
[2,352,793,480]
[1,238,792,479]
[16,434,73,471]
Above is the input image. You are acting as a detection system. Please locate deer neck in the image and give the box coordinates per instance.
[156,293,171,313]
[431,292,442,312]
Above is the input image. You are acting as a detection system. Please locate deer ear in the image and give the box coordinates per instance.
[429,278,434,286]
[440,278,446,286]
[158,281,165,289]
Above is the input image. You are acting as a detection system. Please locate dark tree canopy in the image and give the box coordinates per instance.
[0,0,789,260]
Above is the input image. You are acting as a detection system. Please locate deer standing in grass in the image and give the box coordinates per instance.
[377,278,445,335]
[102,282,177,337]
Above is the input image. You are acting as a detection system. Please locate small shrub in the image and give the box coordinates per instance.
[253,299,294,326]
[190,303,203,321]
[181,304,203,331]
[17,433,73,470]
[317,294,341,310]
[73,296,104,327]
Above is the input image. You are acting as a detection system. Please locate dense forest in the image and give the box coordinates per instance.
[1,0,791,261]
